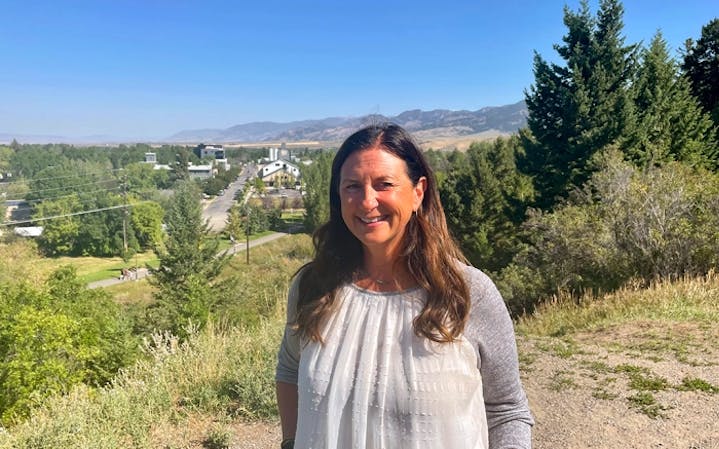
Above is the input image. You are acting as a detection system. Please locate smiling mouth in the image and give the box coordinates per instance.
[359,216,385,224]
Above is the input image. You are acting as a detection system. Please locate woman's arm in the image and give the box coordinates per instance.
[276,381,298,441]
[275,273,303,445]
[465,267,534,449]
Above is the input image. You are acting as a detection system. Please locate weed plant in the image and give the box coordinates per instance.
[677,377,719,394]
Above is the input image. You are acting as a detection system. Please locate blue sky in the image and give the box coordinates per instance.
[1,0,716,140]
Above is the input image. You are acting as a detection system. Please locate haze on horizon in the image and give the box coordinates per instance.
[1,0,715,141]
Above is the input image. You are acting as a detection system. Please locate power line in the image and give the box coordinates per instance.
[0,202,150,227]
[7,186,124,206]
[0,168,125,186]
[4,178,119,200]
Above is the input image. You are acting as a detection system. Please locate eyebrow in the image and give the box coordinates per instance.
[340,176,399,186]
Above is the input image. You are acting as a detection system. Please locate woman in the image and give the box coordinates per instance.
[276,124,533,449]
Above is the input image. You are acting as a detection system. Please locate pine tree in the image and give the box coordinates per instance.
[521,0,637,208]
[440,137,533,272]
[682,18,719,126]
[627,32,716,168]
[149,180,229,335]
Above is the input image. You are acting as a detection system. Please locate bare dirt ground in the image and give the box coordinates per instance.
[518,320,719,449]
[166,320,719,449]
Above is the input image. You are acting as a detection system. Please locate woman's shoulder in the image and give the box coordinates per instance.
[456,262,498,295]
[287,263,314,316]
[455,262,507,314]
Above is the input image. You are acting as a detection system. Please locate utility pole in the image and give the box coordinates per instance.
[122,175,128,259]
[246,207,250,265]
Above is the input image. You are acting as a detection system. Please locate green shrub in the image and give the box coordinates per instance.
[0,266,138,424]
[500,152,719,313]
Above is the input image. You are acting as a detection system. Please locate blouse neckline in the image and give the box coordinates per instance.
[348,282,424,297]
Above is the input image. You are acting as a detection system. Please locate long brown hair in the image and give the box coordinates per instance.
[295,123,470,343]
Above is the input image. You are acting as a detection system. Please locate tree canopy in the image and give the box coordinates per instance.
[683,18,719,125]
[521,0,637,208]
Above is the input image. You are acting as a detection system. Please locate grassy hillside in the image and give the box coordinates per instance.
[1,237,717,448]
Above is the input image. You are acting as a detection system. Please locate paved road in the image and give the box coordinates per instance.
[87,231,289,289]
[202,163,256,232]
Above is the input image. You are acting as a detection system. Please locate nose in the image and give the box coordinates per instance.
[360,185,378,210]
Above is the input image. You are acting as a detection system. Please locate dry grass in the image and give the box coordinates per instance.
[415,129,507,151]
[517,272,719,337]
[104,277,157,305]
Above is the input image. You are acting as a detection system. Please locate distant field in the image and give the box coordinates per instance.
[33,251,160,284]
[416,129,508,151]
[218,130,511,152]
[31,233,285,285]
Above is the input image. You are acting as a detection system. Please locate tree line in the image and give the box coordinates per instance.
[0,143,244,258]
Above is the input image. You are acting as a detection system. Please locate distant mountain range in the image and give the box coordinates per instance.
[0,100,527,146]
[167,100,527,144]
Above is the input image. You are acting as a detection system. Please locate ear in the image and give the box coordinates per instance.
[413,176,427,211]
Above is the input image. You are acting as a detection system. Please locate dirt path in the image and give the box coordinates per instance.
[518,320,719,449]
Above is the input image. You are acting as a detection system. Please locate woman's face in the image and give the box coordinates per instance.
[339,146,426,259]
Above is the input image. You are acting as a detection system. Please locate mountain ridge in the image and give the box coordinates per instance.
[167,100,527,143]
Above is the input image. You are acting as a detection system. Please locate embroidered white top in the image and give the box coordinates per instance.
[276,265,533,449]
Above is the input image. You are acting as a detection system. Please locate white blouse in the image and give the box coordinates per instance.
[296,284,488,449]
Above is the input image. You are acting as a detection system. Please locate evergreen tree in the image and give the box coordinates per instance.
[440,137,533,272]
[521,0,637,208]
[149,180,229,335]
[682,18,719,125]
[301,150,333,232]
[627,32,716,168]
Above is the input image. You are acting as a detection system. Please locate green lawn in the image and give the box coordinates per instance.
[31,224,298,285]
[33,251,160,284]
[38,233,282,284]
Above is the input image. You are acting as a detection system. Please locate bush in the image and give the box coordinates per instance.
[499,152,719,313]
[0,266,139,424]
[0,321,285,448]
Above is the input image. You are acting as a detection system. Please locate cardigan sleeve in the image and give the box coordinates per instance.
[464,265,534,449]
[275,273,302,385]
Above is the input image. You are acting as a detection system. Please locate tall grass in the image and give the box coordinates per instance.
[517,271,719,337]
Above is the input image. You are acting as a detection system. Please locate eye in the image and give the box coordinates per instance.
[376,181,395,190]
[343,183,360,192]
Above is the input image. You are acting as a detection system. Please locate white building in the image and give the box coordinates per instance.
[144,152,172,170]
[259,160,301,186]
[188,163,215,180]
